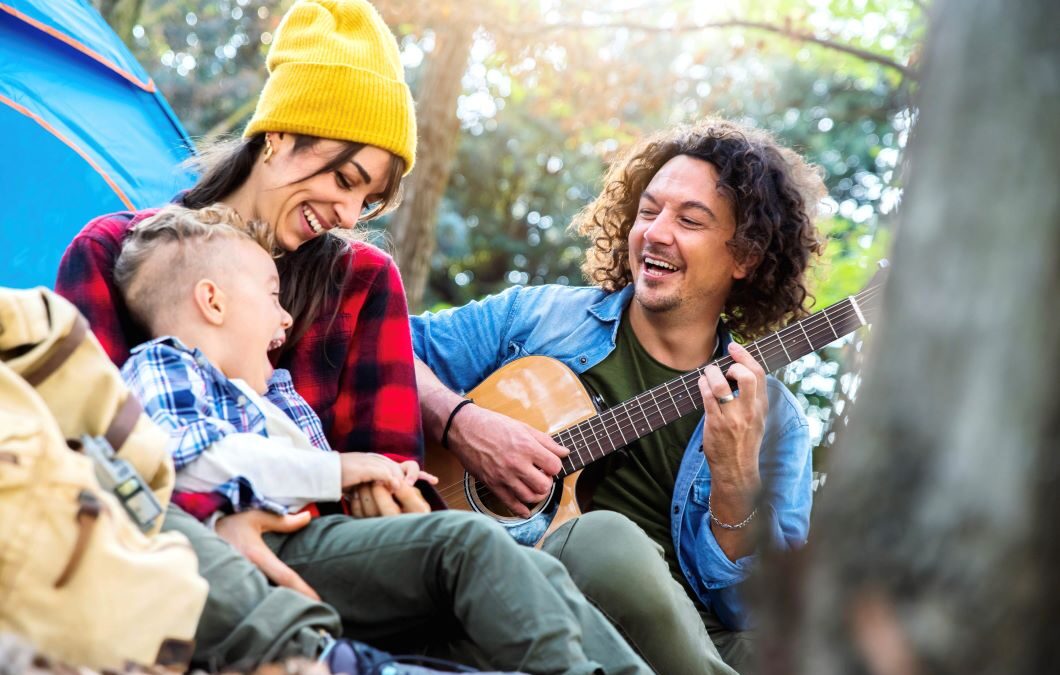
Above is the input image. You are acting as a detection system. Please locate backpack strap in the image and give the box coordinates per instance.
[105,392,142,453]
[22,315,88,386]
[19,312,143,452]
[53,490,102,589]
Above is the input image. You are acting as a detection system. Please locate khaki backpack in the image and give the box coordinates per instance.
[0,287,207,670]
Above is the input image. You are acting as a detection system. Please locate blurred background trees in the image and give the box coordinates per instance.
[90,3,1060,669]
[94,0,925,473]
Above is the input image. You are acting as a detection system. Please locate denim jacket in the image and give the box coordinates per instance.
[411,284,812,629]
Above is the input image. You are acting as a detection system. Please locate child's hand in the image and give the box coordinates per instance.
[339,452,405,491]
[398,460,439,486]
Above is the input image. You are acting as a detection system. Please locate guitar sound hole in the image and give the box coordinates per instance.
[467,477,548,521]
[478,487,520,518]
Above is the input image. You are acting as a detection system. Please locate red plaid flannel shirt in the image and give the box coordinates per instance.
[56,210,424,519]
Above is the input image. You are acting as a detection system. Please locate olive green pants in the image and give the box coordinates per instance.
[163,506,650,674]
[541,511,754,675]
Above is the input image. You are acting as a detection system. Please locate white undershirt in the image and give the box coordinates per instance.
[174,378,342,511]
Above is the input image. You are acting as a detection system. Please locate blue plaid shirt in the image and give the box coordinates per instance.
[121,337,333,515]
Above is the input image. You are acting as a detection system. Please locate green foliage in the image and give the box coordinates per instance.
[127,0,277,138]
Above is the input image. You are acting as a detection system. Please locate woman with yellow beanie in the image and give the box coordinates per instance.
[56,1,650,674]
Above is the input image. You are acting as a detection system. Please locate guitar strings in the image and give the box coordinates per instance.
[433,284,884,507]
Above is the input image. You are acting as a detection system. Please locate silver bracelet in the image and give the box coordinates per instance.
[707,494,757,530]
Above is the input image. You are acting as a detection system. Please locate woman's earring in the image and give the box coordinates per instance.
[263,138,275,164]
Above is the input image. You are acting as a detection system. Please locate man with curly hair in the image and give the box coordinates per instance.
[411,118,826,674]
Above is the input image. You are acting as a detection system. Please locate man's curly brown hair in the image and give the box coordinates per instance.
[574,118,826,340]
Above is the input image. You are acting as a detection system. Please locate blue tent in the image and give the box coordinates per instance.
[0,0,195,288]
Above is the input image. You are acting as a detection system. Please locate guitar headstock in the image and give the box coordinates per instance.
[864,259,890,292]
[855,259,889,324]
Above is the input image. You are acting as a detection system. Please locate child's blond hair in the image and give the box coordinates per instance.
[114,204,273,334]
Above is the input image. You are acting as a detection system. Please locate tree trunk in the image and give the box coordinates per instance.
[94,0,145,44]
[758,0,1060,672]
[389,22,473,311]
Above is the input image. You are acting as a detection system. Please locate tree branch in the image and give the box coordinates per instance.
[510,18,916,81]
[726,19,916,80]
[579,0,696,17]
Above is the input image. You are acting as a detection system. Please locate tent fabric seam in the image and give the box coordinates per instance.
[0,93,136,210]
[0,2,155,93]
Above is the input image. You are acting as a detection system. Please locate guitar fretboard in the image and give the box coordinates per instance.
[553,282,884,476]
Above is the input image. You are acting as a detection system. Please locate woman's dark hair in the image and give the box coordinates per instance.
[181,133,405,350]
[573,118,826,340]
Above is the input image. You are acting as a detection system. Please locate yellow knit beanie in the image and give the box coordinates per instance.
[244,0,416,174]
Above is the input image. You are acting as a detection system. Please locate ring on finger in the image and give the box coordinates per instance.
[717,393,736,404]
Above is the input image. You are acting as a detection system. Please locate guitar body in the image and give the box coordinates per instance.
[425,356,597,547]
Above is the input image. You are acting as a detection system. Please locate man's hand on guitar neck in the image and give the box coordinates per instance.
[699,341,768,561]
[415,358,569,518]
[447,404,568,517]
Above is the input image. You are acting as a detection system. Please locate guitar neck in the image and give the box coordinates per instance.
[554,283,884,476]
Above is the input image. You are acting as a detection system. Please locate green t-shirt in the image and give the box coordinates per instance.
[580,312,710,591]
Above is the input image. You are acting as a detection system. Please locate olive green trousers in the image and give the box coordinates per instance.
[542,511,754,675]
[163,506,651,674]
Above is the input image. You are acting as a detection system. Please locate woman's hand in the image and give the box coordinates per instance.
[215,509,320,601]
[348,481,430,518]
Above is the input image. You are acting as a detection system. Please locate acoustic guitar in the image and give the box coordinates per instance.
[426,264,887,546]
